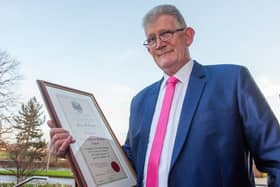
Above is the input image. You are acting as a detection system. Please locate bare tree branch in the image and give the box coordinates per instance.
[0,49,21,144]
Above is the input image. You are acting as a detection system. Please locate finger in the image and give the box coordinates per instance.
[47,120,56,128]
[50,132,70,154]
[57,136,75,156]
[49,128,69,139]
[53,138,67,155]
[51,132,70,145]
[56,150,66,157]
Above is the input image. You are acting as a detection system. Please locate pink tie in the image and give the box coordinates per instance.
[146,76,178,187]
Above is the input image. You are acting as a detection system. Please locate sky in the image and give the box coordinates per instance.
[1,1,280,143]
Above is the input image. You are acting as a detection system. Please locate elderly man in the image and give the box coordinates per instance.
[49,4,280,187]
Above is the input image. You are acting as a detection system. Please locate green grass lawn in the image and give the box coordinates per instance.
[0,169,73,178]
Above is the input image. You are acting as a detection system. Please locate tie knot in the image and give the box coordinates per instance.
[167,76,178,85]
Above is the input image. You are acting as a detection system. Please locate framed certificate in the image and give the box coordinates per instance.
[37,80,137,187]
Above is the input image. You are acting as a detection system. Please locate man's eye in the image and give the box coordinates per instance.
[160,31,171,37]
[148,37,156,43]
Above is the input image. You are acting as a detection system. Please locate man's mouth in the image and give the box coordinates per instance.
[158,50,173,57]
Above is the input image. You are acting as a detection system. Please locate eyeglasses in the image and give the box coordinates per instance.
[143,28,185,48]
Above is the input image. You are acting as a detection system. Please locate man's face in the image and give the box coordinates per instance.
[145,15,194,75]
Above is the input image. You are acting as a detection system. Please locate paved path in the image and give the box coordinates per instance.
[0,174,267,186]
[0,175,75,186]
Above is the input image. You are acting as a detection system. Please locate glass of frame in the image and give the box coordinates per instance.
[37,80,136,187]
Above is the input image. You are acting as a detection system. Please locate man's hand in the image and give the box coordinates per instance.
[48,120,75,157]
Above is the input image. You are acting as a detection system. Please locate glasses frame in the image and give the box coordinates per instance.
[143,27,185,48]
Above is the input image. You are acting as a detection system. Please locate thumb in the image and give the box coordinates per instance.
[47,120,56,128]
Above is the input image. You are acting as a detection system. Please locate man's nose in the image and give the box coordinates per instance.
[155,36,165,49]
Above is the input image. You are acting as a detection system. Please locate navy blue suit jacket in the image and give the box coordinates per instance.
[123,61,280,187]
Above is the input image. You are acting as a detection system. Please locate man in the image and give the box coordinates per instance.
[49,4,280,187]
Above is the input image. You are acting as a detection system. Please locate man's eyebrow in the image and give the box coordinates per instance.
[148,29,169,36]
[147,34,156,38]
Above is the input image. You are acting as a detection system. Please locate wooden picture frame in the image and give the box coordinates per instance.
[37,80,136,187]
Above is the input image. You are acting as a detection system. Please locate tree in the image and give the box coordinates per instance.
[6,97,47,183]
[0,50,21,144]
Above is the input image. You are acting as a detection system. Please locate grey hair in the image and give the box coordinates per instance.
[142,4,186,32]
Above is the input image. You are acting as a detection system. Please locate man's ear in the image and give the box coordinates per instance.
[184,27,195,46]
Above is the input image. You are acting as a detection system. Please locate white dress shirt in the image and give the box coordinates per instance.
[143,60,194,187]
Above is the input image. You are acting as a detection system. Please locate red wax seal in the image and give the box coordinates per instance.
[111,161,120,172]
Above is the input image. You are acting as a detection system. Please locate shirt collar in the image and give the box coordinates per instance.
[162,59,194,87]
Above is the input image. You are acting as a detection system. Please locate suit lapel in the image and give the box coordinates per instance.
[170,61,207,169]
